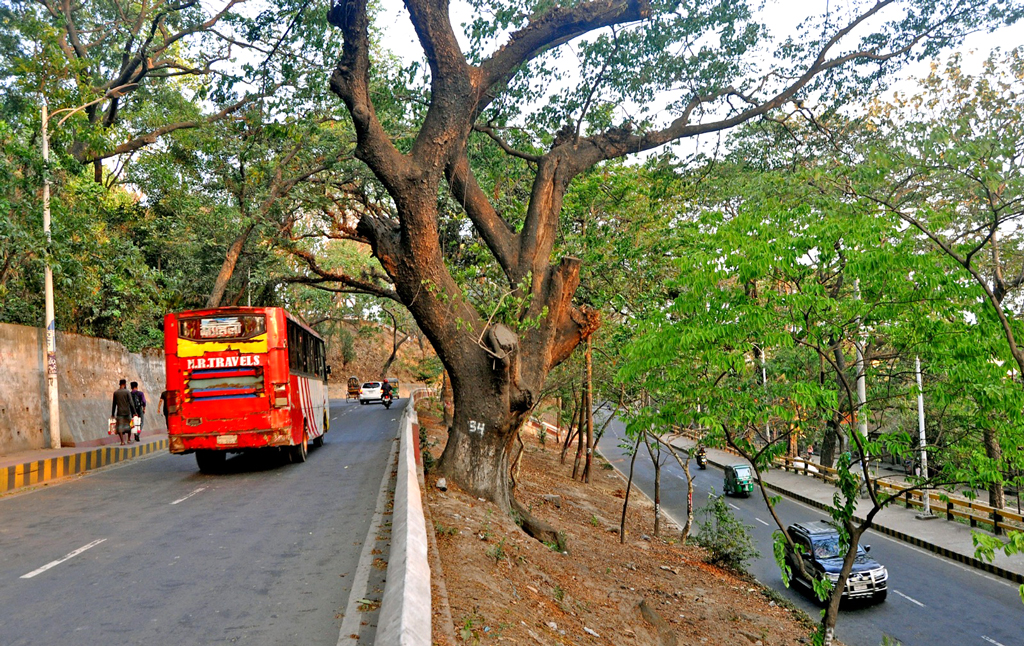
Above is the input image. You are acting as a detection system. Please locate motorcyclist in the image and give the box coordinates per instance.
[381,379,393,401]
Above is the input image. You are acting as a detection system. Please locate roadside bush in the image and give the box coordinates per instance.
[694,494,760,570]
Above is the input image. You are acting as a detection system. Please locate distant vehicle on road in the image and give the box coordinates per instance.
[723,464,754,497]
[163,307,330,472]
[385,377,400,399]
[784,521,888,603]
[359,382,383,404]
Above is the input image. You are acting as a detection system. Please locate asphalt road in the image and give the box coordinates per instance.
[0,398,400,646]
[597,414,1024,646]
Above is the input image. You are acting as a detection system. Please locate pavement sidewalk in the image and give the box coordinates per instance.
[1,432,168,495]
[669,436,1024,585]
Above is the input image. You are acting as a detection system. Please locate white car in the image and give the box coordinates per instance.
[359,382,382,404]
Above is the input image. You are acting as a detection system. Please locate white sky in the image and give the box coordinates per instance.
[376,0,1021,91]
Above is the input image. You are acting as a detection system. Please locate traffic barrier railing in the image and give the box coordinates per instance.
[873,480,1024,536]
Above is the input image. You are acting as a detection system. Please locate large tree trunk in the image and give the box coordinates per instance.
[436,370,528,511]
[820,418,840,468]
[984,426,1006,509]
[821,340,852,467]
[207,223,255,308]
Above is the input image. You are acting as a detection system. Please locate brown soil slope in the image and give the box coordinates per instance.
[418,399,818,646]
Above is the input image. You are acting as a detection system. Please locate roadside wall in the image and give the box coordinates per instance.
[0,323,165,453]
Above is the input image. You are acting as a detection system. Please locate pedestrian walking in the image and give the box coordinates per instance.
[159,389,171,430]
[110,379,138,445]
[130,382,147,442]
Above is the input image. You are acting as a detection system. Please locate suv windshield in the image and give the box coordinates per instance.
[811,536,866,560]
[363,382,380,388]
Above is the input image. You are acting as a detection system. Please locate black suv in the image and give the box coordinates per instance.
[784,521,888,603]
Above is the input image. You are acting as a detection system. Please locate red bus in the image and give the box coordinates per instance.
[163,307,330,472]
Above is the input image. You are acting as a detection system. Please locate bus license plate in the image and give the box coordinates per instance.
[217,435,237,445]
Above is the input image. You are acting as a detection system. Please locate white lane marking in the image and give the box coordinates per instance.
[982,636,1007,646]
[728,502,740,510]
[755,517,770,526]
[170,487,207,505]
[893,590,925,607]
[21,539,107,579]
[337,435,401,645]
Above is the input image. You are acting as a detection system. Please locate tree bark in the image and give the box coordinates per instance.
[441,370,454,429]
[651,435,694,544]
[644,434,661,537]
[561,390,580,464]
[583,336,595,483]
[984,426,1006,509]
[207,223,254,308]
[620,432,643,544]
[573,363,587,480]
[821,340,852,466]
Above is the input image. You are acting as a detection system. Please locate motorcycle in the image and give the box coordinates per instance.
[696,452,708,470]
[382,391,393,409]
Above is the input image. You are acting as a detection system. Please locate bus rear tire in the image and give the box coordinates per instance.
[196,450,225,473]
[312,414,327,448]
[291,432,308,463]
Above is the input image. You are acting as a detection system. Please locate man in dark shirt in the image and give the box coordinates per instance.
[158,390,171,430]
[130,382,147,442]
[111,379,138,445]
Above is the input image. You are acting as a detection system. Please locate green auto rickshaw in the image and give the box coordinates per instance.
[724,464,755,497]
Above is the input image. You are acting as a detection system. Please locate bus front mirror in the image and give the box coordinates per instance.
[326,365,332,376]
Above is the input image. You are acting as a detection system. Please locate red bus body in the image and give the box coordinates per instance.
[163,307,329,458]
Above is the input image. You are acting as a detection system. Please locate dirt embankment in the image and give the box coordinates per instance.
[417,399,820,646]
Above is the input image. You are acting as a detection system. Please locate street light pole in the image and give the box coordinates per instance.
[41,101,61,449]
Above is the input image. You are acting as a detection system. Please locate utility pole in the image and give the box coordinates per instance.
[756,344,769,442]
[854,280,869,453]
[915,356,935,518]
[41,101,61,449]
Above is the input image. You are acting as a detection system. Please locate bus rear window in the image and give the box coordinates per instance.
[179,315,266,341]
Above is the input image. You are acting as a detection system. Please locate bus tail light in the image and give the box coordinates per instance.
[273,383,289,408]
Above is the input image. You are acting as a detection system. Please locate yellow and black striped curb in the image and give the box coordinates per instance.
[0,440,168,495]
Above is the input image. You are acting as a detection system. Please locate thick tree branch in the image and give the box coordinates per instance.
[479,0,650,96]
[445,153,519,278]
[329,0,411,191]
[287,247,400,301]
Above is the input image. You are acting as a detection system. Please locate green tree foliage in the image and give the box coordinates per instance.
[618,109,1024,637]
[694,493,760,570]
